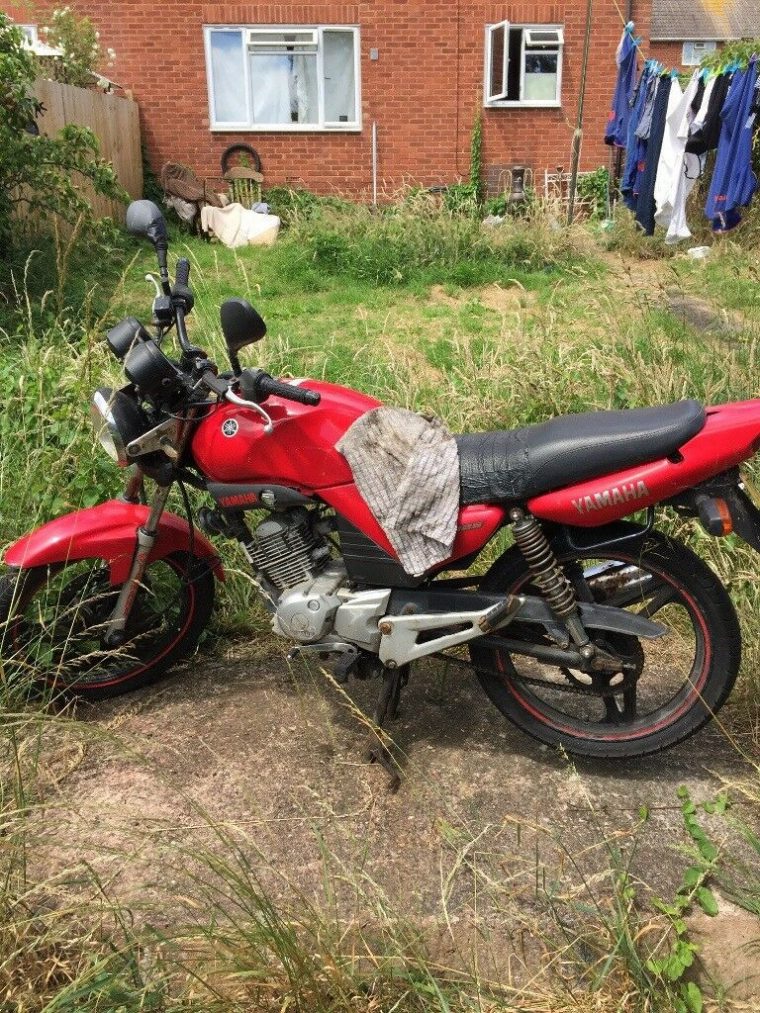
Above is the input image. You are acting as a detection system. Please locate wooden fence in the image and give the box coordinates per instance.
[32,78,142,223]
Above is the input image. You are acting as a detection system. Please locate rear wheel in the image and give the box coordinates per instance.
[0,552,215,701]
[470,528,740,758]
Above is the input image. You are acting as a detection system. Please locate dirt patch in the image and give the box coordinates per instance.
[429,283,536,314]
[28,642,760,994]
[688,894,760,1002]
[666,291,748,339]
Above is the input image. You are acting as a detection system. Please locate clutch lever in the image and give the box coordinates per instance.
[201,370,274,433]
[224,387,274,434]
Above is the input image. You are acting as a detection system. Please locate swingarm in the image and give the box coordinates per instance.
[377,588,665,669]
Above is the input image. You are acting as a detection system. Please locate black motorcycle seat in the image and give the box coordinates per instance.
[456,400,706,505]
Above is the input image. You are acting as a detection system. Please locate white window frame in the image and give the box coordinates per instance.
[486,20,510,102]
[20,24,38,45]
[203,24,362,132]
[484,23,564,109]
[682,40,717,66]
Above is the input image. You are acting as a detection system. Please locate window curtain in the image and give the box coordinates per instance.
[250,54,292,123]
[210,30,247,122]
[323,31,355,121]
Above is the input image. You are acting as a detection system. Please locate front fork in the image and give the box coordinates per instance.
[103,480,173,646]
[103,416,195,646]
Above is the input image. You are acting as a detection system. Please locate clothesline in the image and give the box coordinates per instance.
[604,23,760,241]
[617,19,756,82]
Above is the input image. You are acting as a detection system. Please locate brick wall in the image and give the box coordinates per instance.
[649,39,726,71]
[6,1,654,197]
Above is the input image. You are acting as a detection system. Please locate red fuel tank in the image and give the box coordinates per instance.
[191,379,382,490]
[190,379,507,571]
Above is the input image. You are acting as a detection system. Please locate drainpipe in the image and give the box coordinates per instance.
[372,121,378,208]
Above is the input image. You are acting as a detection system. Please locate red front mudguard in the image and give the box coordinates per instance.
[3,500,225,584]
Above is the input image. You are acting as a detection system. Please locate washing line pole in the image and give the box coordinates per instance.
[567,0,594,225]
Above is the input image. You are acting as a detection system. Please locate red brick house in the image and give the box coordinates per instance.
[6,1,655,198]
[650,0,760,71]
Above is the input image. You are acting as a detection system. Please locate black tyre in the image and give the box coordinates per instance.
[470,527,740,758]
[220,143,262,175]
[0,552,215,701]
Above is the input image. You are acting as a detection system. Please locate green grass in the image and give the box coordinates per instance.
[1,204,760,1010]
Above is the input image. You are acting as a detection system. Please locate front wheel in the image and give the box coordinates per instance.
[470,528,741,759]
[0,551,215,702]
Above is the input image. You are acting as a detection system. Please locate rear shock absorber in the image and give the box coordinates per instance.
[510,507,593,652]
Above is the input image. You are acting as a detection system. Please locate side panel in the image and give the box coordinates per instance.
[4,501,225,584]
[320,482,506,570]
[191,379,381,488]
[528,401,760,526]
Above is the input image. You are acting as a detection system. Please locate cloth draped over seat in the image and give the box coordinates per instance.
[337,407,460,577]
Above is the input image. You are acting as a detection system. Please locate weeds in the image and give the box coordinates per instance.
[1,201,759,1010]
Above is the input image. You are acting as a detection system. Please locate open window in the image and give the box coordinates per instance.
[204,25,361,131]
[486,21,510,102]
[484,24,564,107]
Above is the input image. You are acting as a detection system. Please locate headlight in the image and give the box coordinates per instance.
[90,387,149,467]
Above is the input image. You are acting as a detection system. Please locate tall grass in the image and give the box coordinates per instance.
[1,204,759,1010]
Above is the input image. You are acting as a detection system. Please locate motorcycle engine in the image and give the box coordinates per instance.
[245,508,346,643]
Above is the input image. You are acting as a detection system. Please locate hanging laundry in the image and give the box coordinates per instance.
[605,27,639,148]
[621,65,653,210]
[630,74,661,208]
[635,75,672,236]
[706,60,759,233]
[655,71,705,244]
[686,72,732,156]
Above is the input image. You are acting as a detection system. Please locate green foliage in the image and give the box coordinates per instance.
[0,15,125,256]
[262,186,353,228]
[42,5,112,88]
[141,143,163,205]
[576,167,610,220]
[700,38,760,73]
[646,788,729,1013]
[442,181,480,215]
[469,111,483,203]
[288,199,582,286]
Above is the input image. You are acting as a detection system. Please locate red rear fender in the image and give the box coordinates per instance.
[528,400,760,526]
[4,500,225,583]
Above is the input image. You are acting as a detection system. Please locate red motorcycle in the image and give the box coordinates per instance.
[1,200,757,760]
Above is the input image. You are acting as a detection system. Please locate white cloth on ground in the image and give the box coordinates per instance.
[200,203,280,248]
[336,407,460,577]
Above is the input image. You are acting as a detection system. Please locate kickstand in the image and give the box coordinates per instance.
[367,664,408,791]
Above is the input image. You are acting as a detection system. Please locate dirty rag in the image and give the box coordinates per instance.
[336,407,460,577]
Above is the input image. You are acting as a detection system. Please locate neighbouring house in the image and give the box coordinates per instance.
[650,0,760,70]
[5,2,657,200]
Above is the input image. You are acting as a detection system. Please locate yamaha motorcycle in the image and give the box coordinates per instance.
[1,200,758,760]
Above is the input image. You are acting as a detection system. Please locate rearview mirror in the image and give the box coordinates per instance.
[126,200,168,249]
[220,298,267,354]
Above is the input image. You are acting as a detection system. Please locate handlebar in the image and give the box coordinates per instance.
[175,257,190,287]
[247,371,321,407]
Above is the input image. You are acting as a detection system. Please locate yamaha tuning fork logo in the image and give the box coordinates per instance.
[221,418,239,438]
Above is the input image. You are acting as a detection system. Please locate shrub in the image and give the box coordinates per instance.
[41,6,115,88]
[0,15,125,257]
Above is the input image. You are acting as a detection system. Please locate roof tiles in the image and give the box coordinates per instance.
[651,0,760,41]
